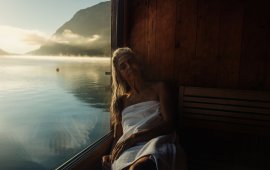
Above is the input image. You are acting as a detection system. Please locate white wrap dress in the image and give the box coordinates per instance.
[111,100,180,170]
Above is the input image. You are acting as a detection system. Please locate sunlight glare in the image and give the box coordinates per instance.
[0,25,49,54]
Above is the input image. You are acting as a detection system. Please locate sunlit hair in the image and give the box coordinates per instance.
[110,47,136,125]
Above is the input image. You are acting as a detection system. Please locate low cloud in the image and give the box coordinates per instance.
[22,32,48,46]
[50,29,101,47]
[0,26,106,54]
[0,25,49,54]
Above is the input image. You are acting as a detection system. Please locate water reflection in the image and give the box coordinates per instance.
[57,60,111,110]
[0,56,111,169]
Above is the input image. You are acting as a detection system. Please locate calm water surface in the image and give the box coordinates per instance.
[0,55,111,169]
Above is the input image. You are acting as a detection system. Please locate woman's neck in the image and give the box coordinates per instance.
[127,76,146,95]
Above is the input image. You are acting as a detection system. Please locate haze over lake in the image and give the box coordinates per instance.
[0,55,111,169]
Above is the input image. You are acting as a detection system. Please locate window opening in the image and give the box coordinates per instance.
[0,1,111,169]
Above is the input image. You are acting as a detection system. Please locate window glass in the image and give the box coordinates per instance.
[0,1,111,169]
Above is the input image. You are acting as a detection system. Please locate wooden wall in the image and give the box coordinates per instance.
[123,0,270,90]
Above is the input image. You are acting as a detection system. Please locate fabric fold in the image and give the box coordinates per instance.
[112,100,180,170]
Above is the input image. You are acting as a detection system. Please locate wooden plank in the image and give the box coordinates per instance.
[174,0,197,85]
[183,119,270,136]
[123,0,128,46]
[183,102,270,115]
[154,0,176,81]
[128,0,148,61]
[183,108,270,121]
[217,0,244,88]
[195,0,220,87]
[147,0,157,80]
[183,86,270,101]
[266,44,270,89]
[183,96,270,108]
[264,2,270,89]
[184,114,270,127]
[179,86,270,136]
[239,0,270,90]
[178,86,185,131]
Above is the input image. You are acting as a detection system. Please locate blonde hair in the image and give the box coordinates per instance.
[110,47,136,125]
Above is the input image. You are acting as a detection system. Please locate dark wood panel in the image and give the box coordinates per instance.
[151,0,176,81]
[183,102,270,115]
[217,0,244,88]
[174,0,198,85]
[183,86,270,101]
[179,86,270,135]
[183,108,270,121]
[195,0,221,87]
[147,0,157,79]
[264,5,270,89]
[183,119,270,136]
[125,0,270,91]
[183,96,270,108]
[239,0,270,90]
[184,114,270,127]
[128,0,148,61]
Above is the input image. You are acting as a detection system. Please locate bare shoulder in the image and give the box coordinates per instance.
[152,81,170,93]
[152,81,177,102]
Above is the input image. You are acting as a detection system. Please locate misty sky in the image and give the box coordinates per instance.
[0,0,108,54]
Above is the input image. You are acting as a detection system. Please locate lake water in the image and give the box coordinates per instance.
[0,55,111,170]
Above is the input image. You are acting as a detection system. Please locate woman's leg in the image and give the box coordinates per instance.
[128,155,156,170]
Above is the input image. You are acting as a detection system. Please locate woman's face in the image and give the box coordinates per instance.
[117,55,140,81]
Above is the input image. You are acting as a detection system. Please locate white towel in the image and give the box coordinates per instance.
[112,101,178,170]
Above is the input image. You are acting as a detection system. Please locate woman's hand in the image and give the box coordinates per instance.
[102,155,112,170]
[111,135,135,162]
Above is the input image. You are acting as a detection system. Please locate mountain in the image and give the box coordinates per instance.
[29,1,111,56]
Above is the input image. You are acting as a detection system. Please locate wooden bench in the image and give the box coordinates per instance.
[178,86,270,170]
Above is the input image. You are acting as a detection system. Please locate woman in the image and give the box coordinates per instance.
[102,47,186,170]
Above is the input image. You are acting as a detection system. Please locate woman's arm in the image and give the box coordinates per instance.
[125,82,175,143]
[102,122,123,167]
[111,122,123,150]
